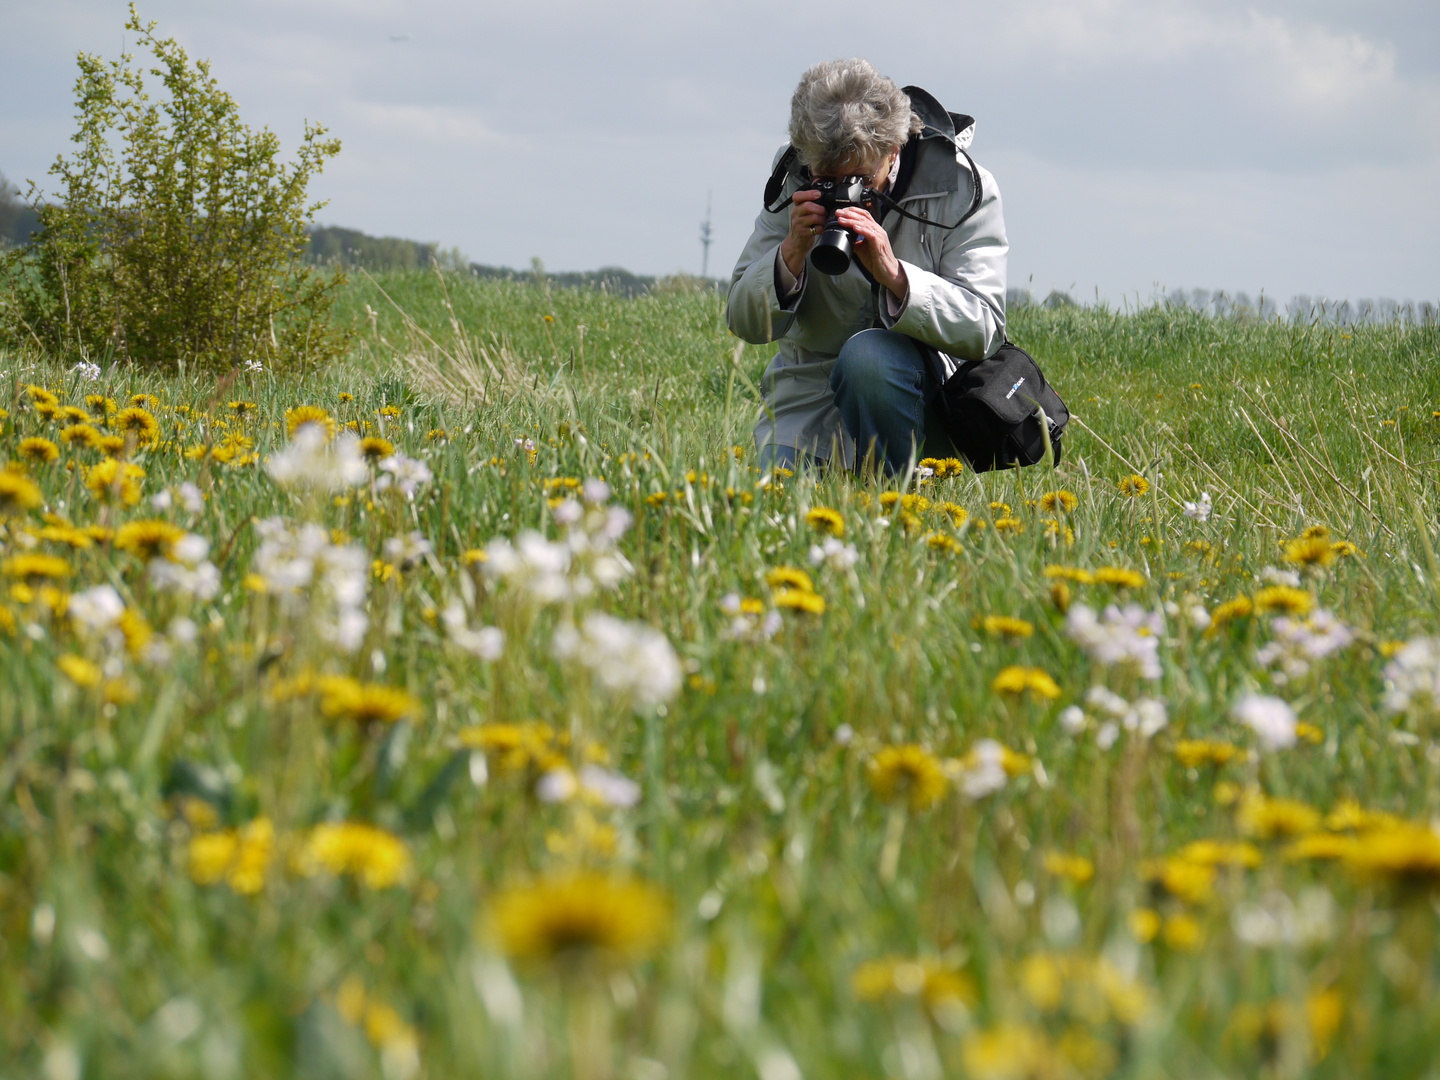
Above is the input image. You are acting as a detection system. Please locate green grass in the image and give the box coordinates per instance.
[2,270,1440,1079]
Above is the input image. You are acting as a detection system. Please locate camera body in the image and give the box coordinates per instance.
[805,175,881,276]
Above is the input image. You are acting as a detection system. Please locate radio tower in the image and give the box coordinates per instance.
[699,191,713,278]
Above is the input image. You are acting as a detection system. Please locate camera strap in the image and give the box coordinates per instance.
[762,144,984,232]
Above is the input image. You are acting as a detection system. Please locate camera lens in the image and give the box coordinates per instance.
[810,224,853,276]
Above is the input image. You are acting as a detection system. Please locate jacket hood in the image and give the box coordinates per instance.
[903,85,975,151]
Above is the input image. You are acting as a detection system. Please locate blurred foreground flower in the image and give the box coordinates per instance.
[485,872,669,964]
[553,613,681,712]
[868,744,949,811]
[1383,637,1440,716]
[1232,694,1297,750]
[1066,604,1162,679]
[293,822,413,889]
[266,426,367,491]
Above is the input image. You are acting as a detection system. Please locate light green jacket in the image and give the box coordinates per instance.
[726,88,1008,467]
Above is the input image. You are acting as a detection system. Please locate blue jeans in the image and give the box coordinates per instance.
[829,328,958,476]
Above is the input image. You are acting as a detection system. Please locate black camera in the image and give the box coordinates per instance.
[805,175,881,276]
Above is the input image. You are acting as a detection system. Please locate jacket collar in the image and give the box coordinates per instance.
[899,85,976,200]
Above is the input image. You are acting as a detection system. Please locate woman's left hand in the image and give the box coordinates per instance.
[834,207,907,300]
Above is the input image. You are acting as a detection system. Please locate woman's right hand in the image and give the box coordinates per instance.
[780,188,827,279]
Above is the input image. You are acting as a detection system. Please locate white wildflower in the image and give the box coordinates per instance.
[807,536,860,571]
[1066,603,1163,679]
[1256,609,1353,683]
[150,489,173,511]
[1058,705,1086,734]
[1182,492,1212,522]
[1383,637,1440,715]
[1095,722,1120,750]
[178,482,205,514]
[440,602,504,660]
[266,427,367,492]
[834,723,854,746]
[170,533,210,566]
[952,740,1008,800]
[243,359,265,373]
[485,531,576,604]
[553,612,681,711]
[1259,566,1302,587]
[576,764,642,807]
[69,585,125,633]
[552,499,584,527]
[1233,693,1297,750]
[149,558,220,601]
[71,361,102,382]
[375,453,433,500]
[249,518,368,653]
[383,530,433,567]
[582,478,611,505]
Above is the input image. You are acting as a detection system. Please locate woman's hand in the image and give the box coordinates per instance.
[779,188,827,279]
[835,206,908,300]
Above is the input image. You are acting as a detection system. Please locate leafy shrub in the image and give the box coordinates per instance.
[0,6,349,372]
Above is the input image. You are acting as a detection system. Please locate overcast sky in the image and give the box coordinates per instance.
[4,0,1438,304]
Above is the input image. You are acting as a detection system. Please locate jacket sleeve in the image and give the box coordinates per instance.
[880,160,1007,361]
[726,146,804,345]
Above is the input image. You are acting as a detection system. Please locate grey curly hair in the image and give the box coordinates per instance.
[788,58,922,174]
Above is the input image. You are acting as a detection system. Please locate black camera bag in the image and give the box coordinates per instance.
[925,341,1069,472]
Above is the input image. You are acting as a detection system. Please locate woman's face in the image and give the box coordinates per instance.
[816,146,900,191]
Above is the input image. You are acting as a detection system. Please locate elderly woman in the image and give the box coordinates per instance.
[727,58,1007,474]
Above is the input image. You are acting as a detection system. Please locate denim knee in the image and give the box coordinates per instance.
[830,329,910,398]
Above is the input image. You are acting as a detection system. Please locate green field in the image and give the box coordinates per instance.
[3,270,1440,1079]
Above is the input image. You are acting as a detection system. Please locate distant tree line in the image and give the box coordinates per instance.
[1007,286,1437,326]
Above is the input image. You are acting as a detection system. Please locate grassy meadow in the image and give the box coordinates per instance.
[2,269,1440,1079]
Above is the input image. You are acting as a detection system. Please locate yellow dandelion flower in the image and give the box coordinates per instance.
[34,525,95,550]
[1294,721,1323,744]
[189,817,275,895]
[457,721,562,774]
[56,405,93,424]
[1048,580,1071,612]
[485,872,670,962]
[113,407,161,448]
[961,1024,1052,1080]
[337,392,355,404]
[644,491,667,508]
[1043,565,1093,584]
[1040,490,1077,514]
[3,553,71,581]
[1175,838,1262,868]
[766,566,814,592]
[114,519,186,561]
[57,654,102,688]
[285,405,335,439]
[463,548,488,565]
[1162,912,1204,951]
[378,405,402,419]
[0,471,44,516]
[993,515,1024,534]
[359,436,395,461]
[1330,539,1360,558]
[1253,586,1313,616]
[19,437,60,463]
[294,821,412,889]
[1140,857,1216,904]
[1205,595,1254,635]
[318,676,420,725]
[1174,739,1243,768]
[1284,535,1335,568]
[879,491,902,510]
[96,433,128,457]
[1282,833,1359,862]
[1237,793,1321,839]
[991,665,1061,700]
[925,532,963,555]
[982,615,1034,639]
[86,394,116,415]
[25,385,60,408]
[1342,823,1440,885]
[1118,474,1150,496]
[804,506,844,536]
[1093,566,1146,588]
[1043,851,1095,884]
[851,956,976,1011]
[59,423,103,449]
[1129,907,1161,943]
[128,393,159,409]
[774,588,825,614]
[1324,799,1404,834]
[85,459,145,505]
[867,744,949,811]
[934,501,968,526]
